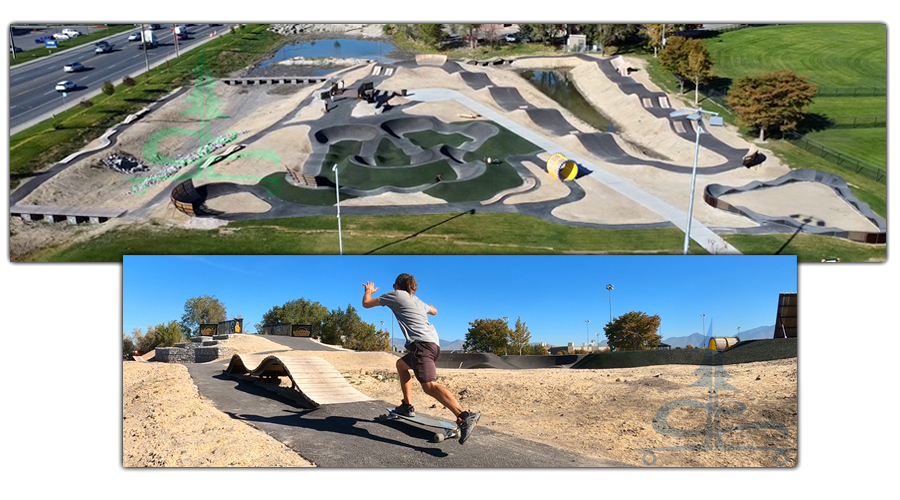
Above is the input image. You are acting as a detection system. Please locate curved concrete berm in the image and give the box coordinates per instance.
[225,352,373,407]
[704,169,887,244]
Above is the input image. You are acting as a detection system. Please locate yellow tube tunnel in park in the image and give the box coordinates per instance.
[546,153,579,181]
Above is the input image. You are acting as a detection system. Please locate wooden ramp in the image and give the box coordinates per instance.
[225,352,373,407]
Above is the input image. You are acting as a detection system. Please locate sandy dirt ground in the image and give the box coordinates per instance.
[124,335,797,468]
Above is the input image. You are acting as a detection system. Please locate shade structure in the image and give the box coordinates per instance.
[546,153,579,181]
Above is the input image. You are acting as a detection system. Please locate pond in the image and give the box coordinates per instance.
[519,69,614,132]
[257,38,400,69]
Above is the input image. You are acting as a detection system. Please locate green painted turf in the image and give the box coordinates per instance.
[321,160,456,190]
[259,173,356,206]
[374,138,410,166]
[404,130,471,149]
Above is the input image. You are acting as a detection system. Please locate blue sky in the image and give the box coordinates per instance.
[123,255,796,346]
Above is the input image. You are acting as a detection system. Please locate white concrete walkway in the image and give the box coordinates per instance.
[407,88,740,254]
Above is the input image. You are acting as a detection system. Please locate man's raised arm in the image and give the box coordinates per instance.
[362,282,380,309]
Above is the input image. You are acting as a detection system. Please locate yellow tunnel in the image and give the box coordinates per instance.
[546,153,579,181]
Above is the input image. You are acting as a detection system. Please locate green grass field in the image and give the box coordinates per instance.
[404,130,471,149]
[39,213,708,262]
[702,24,886,169]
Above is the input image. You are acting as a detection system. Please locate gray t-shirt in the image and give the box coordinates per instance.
[378,290,440,346]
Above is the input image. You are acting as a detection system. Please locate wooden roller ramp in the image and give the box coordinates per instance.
[225,352,373,407]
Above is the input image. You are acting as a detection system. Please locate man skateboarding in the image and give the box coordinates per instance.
[362,273,481,444]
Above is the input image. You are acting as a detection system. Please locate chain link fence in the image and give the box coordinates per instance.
[783,131,886,183]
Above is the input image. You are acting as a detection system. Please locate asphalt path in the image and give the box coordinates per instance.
[9,24,220,131]
[186,359,629,467]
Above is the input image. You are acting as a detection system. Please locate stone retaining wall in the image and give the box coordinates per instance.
[153,337,234,363]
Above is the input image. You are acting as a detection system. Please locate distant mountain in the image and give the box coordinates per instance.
[440,339,466,351]
[662,325,775,348]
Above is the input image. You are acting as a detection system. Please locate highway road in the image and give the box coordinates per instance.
[9,24,224,132]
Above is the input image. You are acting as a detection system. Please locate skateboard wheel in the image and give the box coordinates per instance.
[432,433,444,443]
[377,414,388,422]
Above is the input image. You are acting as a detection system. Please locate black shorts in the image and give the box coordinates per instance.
[401,342,440,383]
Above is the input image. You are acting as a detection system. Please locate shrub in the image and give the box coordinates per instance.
[52,121,64,130]
[79,99,93,109]
[122,75,136,87]
[102,80,115,96]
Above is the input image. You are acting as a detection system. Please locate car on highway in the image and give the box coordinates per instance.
[35,35,54,44]
[128,32,142,41]
[55,80,76,92]
[95,41,113,53]
[63,62,85,73]
[62,29,82,37]
[52,33,71,41]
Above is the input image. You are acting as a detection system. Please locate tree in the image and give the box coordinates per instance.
[522,343,549,355]
[686,41,713,106]
[180,295,227,337]
[417,24,445,48]
[102,80,115,96]
[642,25,698,57]
[604,311,662,351]
[508,317,532,355]
[595,24,639,48]
[461,24,481,49]
[346,324,390,352]
[256,298,329,338]
[320,304,370,347]
[123,333,135,359]
[659,36,691,94]
[518,24,561,45]
[156,320,184,346]
[726,70,818,141]
[463,318,510,355]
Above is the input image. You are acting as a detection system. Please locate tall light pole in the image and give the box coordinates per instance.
[606,284,614,323]
[380,321,385,351]
[502,317,510,355]
[669,107,722,254]
[332,164,343,255]
[172,24,180,58]
[585,319,590,346]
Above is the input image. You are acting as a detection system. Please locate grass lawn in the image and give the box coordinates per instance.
[322,160,455,190]
[723,233,885,263]
[10,24,284,190]
[803,127,887,168]
[41,213,708,262]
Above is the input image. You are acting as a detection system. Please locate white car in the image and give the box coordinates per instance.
[505,33,519,42]
[64,62,84,72]
[52,33,71,41]
[62,29,82,37]
[55,80,76,92]
[128,32,141,41]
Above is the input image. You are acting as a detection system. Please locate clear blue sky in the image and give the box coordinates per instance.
[123,255,796,346]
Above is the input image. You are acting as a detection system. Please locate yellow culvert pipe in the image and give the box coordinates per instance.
[546,153,579,181]
[708,337,740,351]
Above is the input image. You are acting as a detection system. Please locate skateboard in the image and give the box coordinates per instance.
[377,408,460,443]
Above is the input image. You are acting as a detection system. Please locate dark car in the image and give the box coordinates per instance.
[95,41,114,53]
[35,35,53,44]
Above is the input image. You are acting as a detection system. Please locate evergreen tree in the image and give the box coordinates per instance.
[256,298,329,338]
[508,317,532,355]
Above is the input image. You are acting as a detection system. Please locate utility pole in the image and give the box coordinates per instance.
[9,27,18,60]
[141,24,150,73]
[172,24,180,57]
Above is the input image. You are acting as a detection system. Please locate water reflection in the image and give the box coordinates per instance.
[520,69,614,132]
[259,38,399,68]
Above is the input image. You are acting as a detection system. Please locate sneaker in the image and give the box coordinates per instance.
[457,410,481,444]
[393,402,416,417]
